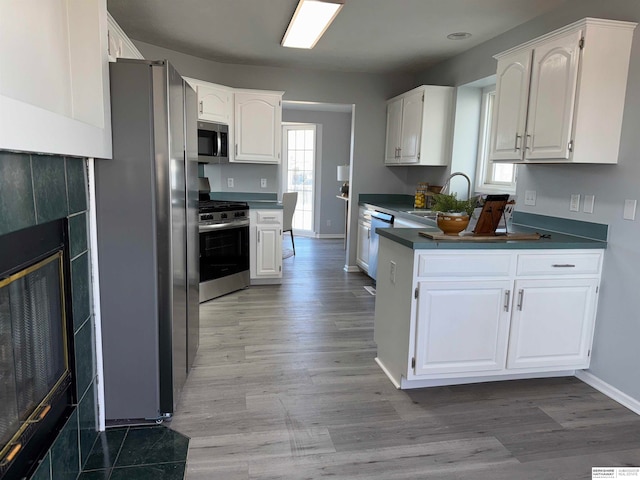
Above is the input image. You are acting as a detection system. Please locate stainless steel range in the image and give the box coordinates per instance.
[199,199,250,302]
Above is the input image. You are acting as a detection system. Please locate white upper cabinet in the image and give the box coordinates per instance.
[184,78,233,125]
[385,85,454,166]
[234,90,283,164]
[490,50,532,161]
[107,12,144,62]
[0,0,112,159]
[385,98,403,163]
[490,18,636,164]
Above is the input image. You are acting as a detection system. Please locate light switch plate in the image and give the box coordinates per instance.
[261,178,267,188]
[227,178,234,188]
[583,195,595,214]
[524,190,536,206]
[623,199,637,220]
[570,194,580,212]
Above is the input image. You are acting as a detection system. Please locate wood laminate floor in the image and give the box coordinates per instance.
[172,238,640,479]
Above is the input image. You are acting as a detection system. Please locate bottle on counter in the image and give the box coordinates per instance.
[414,182,428,209]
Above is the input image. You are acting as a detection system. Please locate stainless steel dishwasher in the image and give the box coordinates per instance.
[368,211,394,281]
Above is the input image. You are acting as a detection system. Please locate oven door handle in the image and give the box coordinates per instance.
[199,219,250,232]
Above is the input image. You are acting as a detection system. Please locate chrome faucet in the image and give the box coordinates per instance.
[441,171,471,200]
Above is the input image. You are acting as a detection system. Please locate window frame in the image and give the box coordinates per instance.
[475,86,517,195]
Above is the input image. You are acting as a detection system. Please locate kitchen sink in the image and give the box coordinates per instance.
[404,210,436,218]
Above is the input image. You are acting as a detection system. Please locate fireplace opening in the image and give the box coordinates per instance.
[0,220,76,480]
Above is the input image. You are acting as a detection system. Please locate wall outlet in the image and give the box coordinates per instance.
[524,190,536,206]
[227,178,234,188]
[583,194,595,214]
[260,178,267,188]
[623,199,637,220]
[390,261,396,285]
[570,194,580,212]
[326,220,331,227]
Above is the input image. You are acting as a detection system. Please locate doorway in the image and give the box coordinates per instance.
[282,124,316,235]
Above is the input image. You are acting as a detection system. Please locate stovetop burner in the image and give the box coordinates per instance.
[198,200,249,225]
[199,200,249,213]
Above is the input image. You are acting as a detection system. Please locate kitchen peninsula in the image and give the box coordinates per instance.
[372,210,607,390]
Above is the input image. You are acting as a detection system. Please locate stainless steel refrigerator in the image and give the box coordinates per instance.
[96,59,199,422]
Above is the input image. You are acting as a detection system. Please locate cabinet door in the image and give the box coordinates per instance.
[384,98,403,164]
[234,92,282,163]
[414,280,512,375]
[399,90,423,164]
[197,84,232,124]
[507,278,598,369]
[489,50,532,162]
[356,221,370,271]
[525,30,582,161]
[256,224,282,277]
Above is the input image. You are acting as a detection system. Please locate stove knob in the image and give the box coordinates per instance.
[221,213,228,219]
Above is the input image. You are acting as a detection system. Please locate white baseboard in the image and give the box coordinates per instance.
[575,370,640,416]
[344,265,361,273]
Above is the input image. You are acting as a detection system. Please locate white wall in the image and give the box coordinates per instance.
[134,40,415,266]
[416,0,640,404]
[203,163,279,194]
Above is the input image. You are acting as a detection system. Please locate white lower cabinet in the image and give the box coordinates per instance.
[374,243,603,389]
[414,280,511,375]
[356,219,370,272]
[250,210,283,284]
[506,278,599,370]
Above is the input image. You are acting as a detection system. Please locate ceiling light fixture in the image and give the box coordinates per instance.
[447,32,472,40]
[281,0,344,49]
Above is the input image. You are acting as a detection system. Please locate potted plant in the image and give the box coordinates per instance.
[431,193,476,235]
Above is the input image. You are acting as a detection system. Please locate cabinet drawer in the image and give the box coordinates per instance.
[516,252,601,276]
[255,211,282,224]
[417,253,512,277]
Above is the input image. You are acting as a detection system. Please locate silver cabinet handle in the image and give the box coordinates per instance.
[199,100,203,114]
[517,289,524,311]
[515,134,522,151]
[525,134,532,150]
[552,264,576,268]
[504,290,510,312]
[235,144,238,156]
[258,230,260,243]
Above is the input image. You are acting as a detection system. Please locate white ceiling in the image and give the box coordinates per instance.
[107,0,568,74]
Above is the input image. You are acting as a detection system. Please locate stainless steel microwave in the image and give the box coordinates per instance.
[197,121,229,163]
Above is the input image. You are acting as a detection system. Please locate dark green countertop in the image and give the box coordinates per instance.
[208,192,283,209]
[378,226,607,250]
[360,194,607,250]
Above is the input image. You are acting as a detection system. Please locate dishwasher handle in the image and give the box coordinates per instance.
[370,211,394,224]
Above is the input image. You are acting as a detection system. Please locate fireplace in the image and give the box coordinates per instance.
[0,219,75,480]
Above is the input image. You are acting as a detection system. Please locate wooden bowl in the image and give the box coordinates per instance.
[437,213,470,235]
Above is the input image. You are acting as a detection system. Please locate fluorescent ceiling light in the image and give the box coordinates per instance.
[282,0,344,49]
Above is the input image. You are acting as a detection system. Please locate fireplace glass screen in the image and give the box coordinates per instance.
[0,252,68,463]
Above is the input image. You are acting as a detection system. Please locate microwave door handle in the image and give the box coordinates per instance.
[217,131,222,157]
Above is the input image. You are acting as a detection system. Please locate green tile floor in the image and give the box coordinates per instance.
[78,426,188,480]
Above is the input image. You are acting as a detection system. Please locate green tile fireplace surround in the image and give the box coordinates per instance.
[0,151,97,480]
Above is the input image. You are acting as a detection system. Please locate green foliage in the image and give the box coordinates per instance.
[432,193,476,217]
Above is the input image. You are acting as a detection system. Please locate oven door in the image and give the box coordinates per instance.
[199,220,250,283]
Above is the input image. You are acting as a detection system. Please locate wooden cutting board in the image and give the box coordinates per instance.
[419,231,541,241]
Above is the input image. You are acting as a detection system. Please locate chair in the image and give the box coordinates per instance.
[282,192,298,255]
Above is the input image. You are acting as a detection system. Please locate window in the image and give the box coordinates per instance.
[282,124,316,233]
[475,86,516,194]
